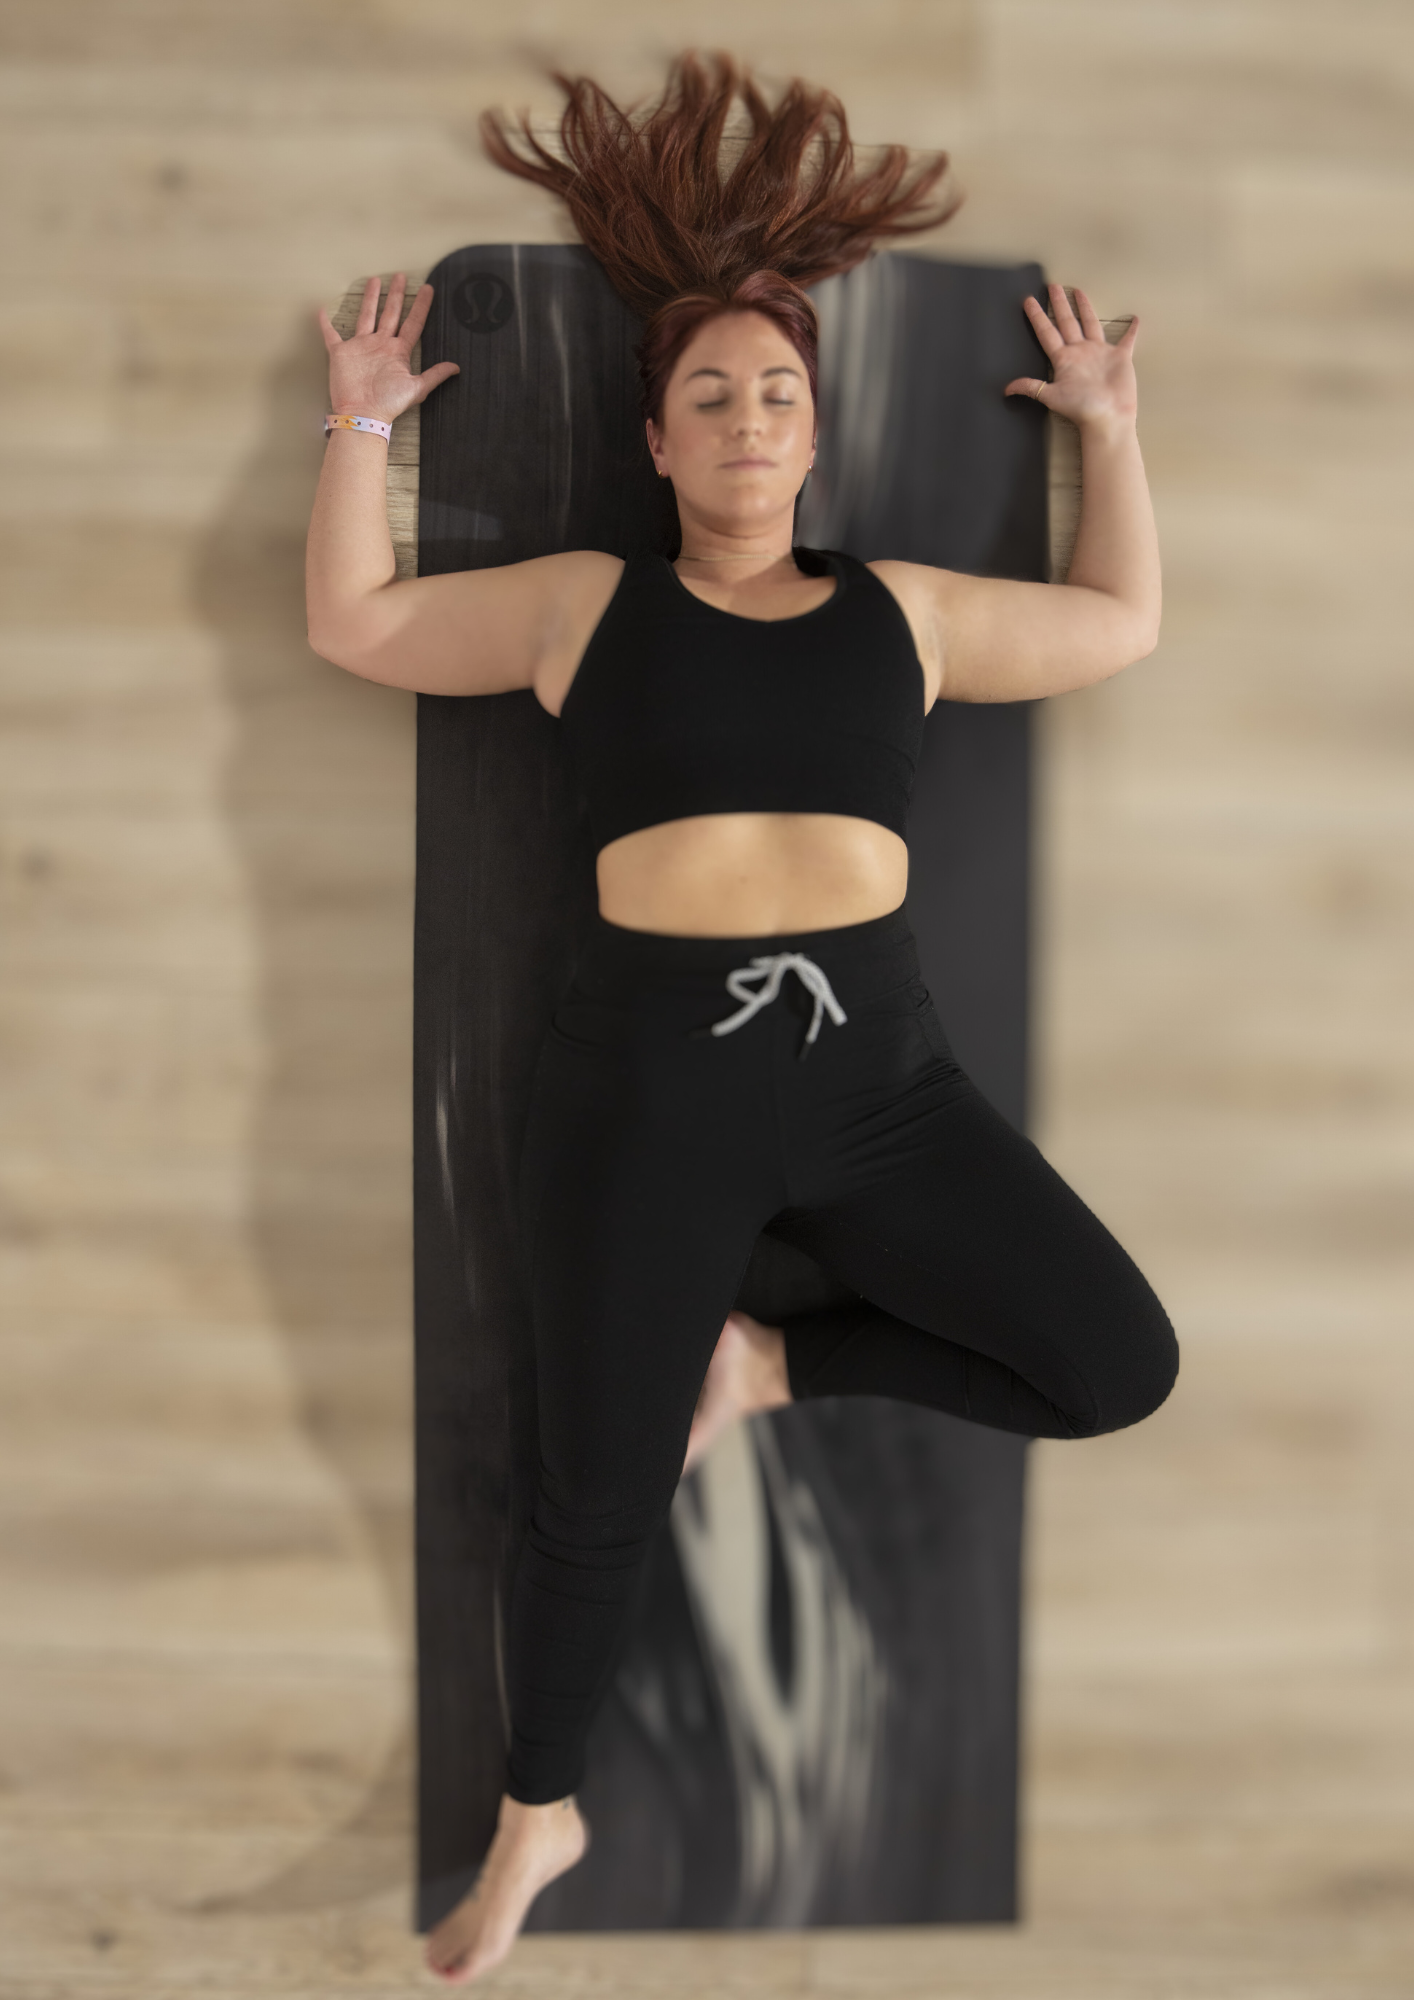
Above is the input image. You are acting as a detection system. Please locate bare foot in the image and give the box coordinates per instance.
[683,1309,792,1475]
[424,1793,588,1985]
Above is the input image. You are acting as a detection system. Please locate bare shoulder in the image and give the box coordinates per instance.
[429,546,621,624]
[557,548,625,609]
[469,546,623,614]
[865,560,954,709]
[524,548,625,592]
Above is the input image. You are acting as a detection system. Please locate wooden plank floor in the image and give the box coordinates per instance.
[1,6,1412,1994]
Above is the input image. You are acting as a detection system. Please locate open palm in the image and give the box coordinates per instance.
[1006,281,1138,429]
[317,271,459,425]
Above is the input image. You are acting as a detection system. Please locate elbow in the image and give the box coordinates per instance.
[1128,619,1161,664]
[1116,603,1161,668]
[307,582,402,679]
[306,619,336,665]
[305,590,338,665]
[306,608,367,675]
[306,626,351,672]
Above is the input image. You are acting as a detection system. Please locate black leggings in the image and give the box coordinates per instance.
[509,906,1177,1803]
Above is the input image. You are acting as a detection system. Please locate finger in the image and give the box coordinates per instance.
[1073,287,1105,343]
[1004,377,1050,405]
[414,362,464,400]
[398,281,436,346]
[316,305,343,355]
[414,361,460,397]
[377,273,408,338]
[1021,294,1065,359]
[1116,312,1140,351]
[354,274,382,338]
[1049,281,1083,342]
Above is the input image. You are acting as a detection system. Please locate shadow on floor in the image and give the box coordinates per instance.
[192,314,419,1911]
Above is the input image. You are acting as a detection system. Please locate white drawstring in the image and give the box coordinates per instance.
[708,952,848,1054]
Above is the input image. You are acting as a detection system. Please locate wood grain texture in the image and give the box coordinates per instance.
[4,4,1413,1993]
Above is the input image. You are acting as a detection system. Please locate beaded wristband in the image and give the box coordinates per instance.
[324,413,392,441]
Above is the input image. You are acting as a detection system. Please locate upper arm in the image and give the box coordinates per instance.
[307,549,624,700]
[869,560,1158,706]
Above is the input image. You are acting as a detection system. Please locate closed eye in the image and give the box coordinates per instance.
[693,397,798,411]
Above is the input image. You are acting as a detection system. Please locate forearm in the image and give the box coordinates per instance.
[1065,416,1161,652]
[935,284,1159,700]
[305,428,398,657]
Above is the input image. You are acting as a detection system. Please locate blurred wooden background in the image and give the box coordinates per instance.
[1,5,1412,1995]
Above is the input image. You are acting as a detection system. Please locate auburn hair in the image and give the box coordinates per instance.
[482,54,961,421]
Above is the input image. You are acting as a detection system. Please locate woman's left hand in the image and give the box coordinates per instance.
[1006,282,1138,431]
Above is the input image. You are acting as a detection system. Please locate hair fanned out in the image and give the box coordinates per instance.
[481,54,961,418]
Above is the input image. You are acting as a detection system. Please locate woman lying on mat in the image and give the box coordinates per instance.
[307,53,1174,1986]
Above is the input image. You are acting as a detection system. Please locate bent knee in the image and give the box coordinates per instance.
[1082,1296,1180,1436]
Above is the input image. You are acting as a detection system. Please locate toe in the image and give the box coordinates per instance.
[425,1939,464,1978]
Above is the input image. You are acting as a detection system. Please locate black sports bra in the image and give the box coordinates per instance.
[558,548,926,856]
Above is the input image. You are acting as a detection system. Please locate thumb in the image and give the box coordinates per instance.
[1004,376,1051,404]
[413,361,461,401]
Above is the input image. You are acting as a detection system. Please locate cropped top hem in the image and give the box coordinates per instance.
[559,548,926,858]
[592,805,911,855]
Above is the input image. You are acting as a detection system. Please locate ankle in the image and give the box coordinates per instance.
[731,1312,792,1412]
[757,1331,792,1410]
[498,1793,579,1840]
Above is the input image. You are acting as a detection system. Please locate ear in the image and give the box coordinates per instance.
[645,416,666,477]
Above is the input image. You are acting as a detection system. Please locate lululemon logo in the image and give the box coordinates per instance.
[452,273,515,334]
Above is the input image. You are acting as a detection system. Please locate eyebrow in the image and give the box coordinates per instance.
[684,365,803,383]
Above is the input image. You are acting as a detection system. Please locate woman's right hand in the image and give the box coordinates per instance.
[317,272,460,424]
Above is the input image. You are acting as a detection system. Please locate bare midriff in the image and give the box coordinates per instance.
[594,812,909,938]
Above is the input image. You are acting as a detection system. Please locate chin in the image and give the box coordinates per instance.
[702,481,796,516]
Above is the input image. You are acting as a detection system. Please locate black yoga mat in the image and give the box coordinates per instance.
[413,245,1048,1931]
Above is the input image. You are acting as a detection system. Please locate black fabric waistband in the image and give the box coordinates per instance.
[573,904,922,1012]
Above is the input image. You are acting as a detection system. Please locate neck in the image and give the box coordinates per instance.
[677,549,791,563]
[672,501,796,571]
